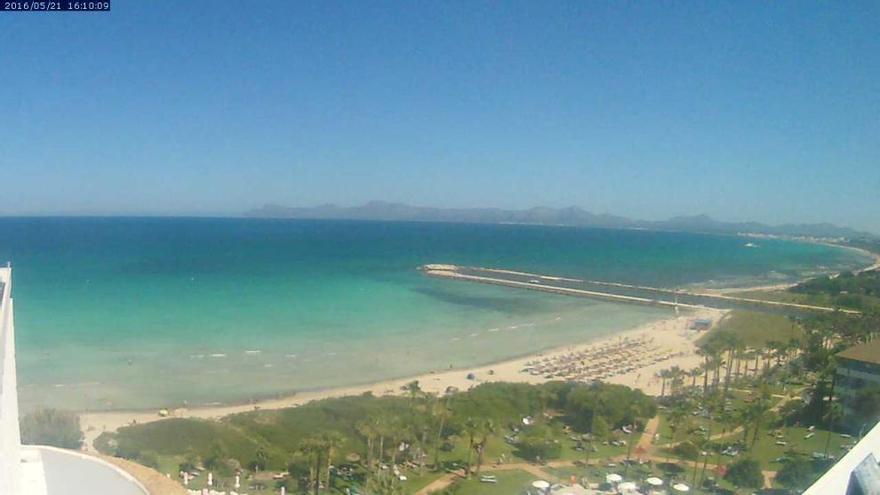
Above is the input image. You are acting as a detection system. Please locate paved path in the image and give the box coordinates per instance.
[637,416,660,451]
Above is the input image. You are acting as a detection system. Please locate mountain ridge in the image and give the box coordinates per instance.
[245,202,876,239]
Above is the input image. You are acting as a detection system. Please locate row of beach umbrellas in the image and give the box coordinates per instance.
[605,473,691,492]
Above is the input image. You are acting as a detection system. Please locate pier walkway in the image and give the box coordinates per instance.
[420,264,859,315]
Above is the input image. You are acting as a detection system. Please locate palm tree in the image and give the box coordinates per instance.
[374,417,394,474]
[356,419,377,472]
[402,380,423,405]
[254,445,269,472]
[474,418,495,476]
[721,333,740,397]
[690,431,709,486]
[688,367,702,389]
[736,405,754,447]
[666,403,687,463]
[623,406,642,478]
[749,399,771,448]
[321,432,343,491]
[366,471,403,495]
[461,416,481,477]
[768,340,785,367]
[823,402,843,458]
[431,397,451,468]
[407,397,432,474]
[670,366,685,396]
[658,369,672,398]
[699,358,713,396]
[698,393,720,486]
[299,437,326,495]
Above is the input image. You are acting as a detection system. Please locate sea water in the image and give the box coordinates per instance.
[0,218,870,410]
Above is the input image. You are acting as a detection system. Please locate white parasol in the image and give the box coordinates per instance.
[645,477,663,486]
[606,473,623,483]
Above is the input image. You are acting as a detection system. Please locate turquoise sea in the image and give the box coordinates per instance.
[0,218,870,411]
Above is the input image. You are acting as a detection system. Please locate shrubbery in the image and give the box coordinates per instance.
[725,457,764,491]
[672,441,699,460]
[515,424,561,461]
[20,409,83,449]
[96,380,656,473]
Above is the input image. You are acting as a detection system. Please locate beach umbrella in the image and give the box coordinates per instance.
[606,473,623,483]
[532,480,551,490]
[618,481,637,491]
[672,483,690,492]
[645,477,663,487]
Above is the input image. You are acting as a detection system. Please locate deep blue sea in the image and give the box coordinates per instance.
[0,218,870,411]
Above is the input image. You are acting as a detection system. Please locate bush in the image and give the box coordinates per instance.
[852,386,880,428]
[137,451,160,470]
[725,457,764,490]
[673,441,699,460]
[774,456,817,492]
[563,382,656,432]
[515,424,561,461]
[20,409,83,449]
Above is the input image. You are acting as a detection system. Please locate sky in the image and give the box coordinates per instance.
[1,1,878,232]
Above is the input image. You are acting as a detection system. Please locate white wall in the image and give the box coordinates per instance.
[0,267,22,495]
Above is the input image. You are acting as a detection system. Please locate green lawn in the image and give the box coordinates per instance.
[438,432,519,468]
[557,439,627,462]
[400,469,447,493]
[731,285,880,313]
[730,289,836,307]
[698,310,802,347]
[744,426,853,467]
[446,469,536,495]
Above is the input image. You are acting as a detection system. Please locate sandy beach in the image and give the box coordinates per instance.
[80,307,724,451]
[76,243,877,450]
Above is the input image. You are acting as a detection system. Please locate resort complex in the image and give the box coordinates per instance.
[835,340,880,432]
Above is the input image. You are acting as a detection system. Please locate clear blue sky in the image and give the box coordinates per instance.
[1,1,878,232]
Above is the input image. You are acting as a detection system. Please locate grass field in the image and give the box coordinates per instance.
[446,469,536,495]
[745,426,853,467]
[731,289,839,307]
[698,310,802,347]
[731,287,880,312]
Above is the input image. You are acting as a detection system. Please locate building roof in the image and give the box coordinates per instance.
[36,446,148,495]
[838,340,880,365]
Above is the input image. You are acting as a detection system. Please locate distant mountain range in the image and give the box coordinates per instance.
[246,202,875,239]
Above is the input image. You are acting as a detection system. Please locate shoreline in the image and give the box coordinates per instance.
[80,307,724,451]
[76,241,875,450]
[701,242,879,295]
[834,244,880,274]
